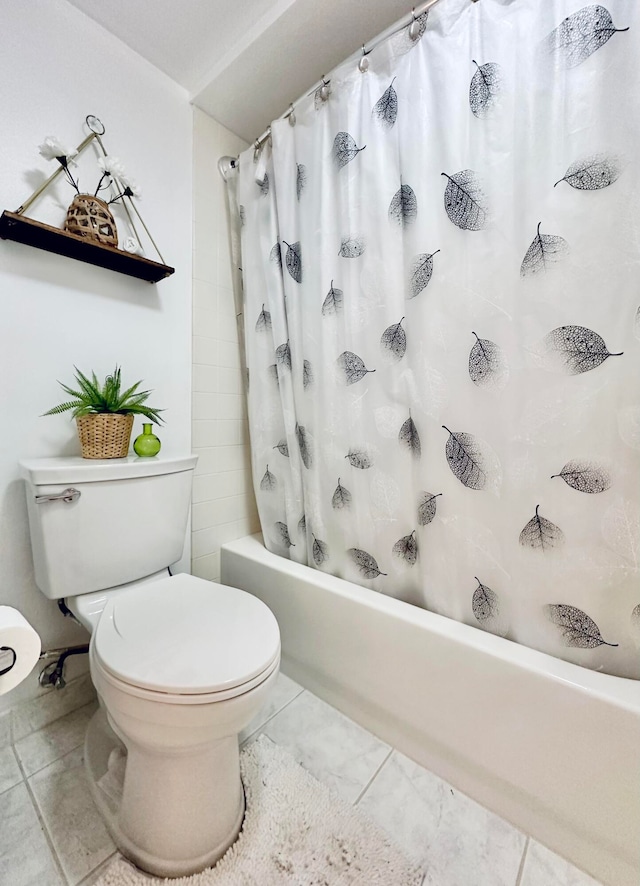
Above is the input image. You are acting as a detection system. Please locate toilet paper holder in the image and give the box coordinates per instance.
[0,646,16,676]
[35,487,81,504]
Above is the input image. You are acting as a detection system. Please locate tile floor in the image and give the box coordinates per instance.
[0,672,604,886]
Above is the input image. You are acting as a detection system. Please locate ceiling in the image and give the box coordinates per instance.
[65,0,413,142]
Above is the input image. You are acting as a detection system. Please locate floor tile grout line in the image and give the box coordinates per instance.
[12,678,96,744]
[241,686,306,746]
[514,835,530,886]
[14,699,98,779]
[0,744,24,798]
[21,739,93,796]
[353,746,394,807]
[76,851,118,886]
[14,742,71,886]
[16,696,98,741]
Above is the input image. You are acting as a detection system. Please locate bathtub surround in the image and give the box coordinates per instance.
[190,109,259,583]
[221,535,640,886]
[0,670,604,886]
[0,0,192,710]
[233,0,640,679]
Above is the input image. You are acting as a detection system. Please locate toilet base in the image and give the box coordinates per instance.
[85,708,245,878]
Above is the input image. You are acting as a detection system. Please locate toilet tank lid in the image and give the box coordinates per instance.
[20,454,198,485]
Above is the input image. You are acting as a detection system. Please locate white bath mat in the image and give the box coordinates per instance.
[94,734,422,885]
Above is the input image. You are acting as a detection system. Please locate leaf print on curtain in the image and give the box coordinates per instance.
[332,132,366,169]
[276,341,292,369]
[472,578,499,623]
[283,241,302,283]
[260,466,278,492]
[274,522,295,548]
[418,492,442,526]
[551,461,612,493]
[542,5,629,69]
[373,79,398,129]
[409,251,440,299]
[256,305,272,333]
[267,364,279,388]
[312,536,329,566]
[443,427,490,490]
[345,449,373,469]
[544,326,623,374]
[339,236,366,258]
[302,359,314,390]
[235,0,640,679]
[545,605,618,648]
[380,318,406,362]
[554,154,621,190]
[520,223,568,277]
[348,548,387,579]
[393,531,418,565]
[472,578,507,637]
[388,183,418,227]
[322,281,343,316]
[296,163,307,199]
[269,243,282,268]
[469,61,502,117]
[296,424,313,469]
[337,351,375,385]
[399,414,421,459]
[332,479,352,510]
[441,170,488,231]
[519,505,565,551]
[468,332,509,389]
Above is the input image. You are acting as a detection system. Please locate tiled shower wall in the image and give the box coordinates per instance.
[191,108,259,581]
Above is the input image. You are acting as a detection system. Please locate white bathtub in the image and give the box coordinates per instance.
[221,534,640,886]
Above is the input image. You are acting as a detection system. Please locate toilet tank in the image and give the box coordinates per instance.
[20,455,198,600]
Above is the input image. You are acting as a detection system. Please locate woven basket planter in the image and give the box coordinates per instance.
[64,194,118,247]
[76,414,133,459]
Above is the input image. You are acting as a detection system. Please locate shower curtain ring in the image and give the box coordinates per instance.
[288,103,296,126]
[409,7,421,40]
[358,45,369,73]
[319,77,331,102]
[253,139,261,163]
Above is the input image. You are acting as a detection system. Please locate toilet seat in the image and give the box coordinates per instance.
[91,649,280,705]
[92,573,280,702]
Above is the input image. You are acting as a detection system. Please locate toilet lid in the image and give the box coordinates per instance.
[93,574,280,696]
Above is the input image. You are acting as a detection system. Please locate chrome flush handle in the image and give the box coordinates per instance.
[35,488,81,504]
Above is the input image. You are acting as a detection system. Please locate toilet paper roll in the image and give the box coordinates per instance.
[0,606,41,695]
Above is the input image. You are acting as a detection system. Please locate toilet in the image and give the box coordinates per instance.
[20,455,280,878]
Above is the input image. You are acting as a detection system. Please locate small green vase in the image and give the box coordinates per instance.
[133,423,161,457]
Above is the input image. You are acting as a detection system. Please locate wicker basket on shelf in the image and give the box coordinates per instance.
[64,194,118,247]
[76,414,133,459]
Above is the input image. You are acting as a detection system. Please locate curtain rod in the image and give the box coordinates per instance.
[219,0,455,178]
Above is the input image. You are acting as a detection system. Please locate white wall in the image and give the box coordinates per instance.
[191,109,259,581]
[0,0,192,709]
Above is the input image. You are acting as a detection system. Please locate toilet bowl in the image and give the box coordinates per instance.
[76,573,280,878]
[19,455,281,878]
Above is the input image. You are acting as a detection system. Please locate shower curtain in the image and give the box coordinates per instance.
[233,0,640,679]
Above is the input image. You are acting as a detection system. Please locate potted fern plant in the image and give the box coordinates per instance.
[44,366,164,459]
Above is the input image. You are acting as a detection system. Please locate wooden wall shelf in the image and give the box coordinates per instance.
[0,211,174,283]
